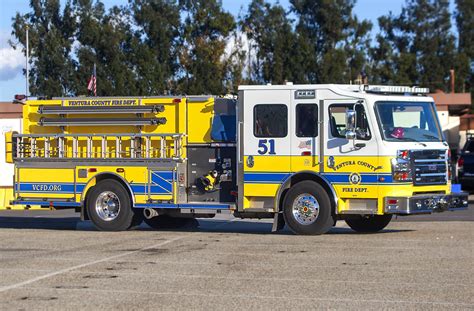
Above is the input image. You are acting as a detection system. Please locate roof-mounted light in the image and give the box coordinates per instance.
[363,85,429,95]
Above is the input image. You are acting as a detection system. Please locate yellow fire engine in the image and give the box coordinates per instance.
[5,84,468,234]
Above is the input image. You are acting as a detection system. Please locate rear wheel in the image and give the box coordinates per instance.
[345,215,392,233]
[283,181,334,235]
[144,216,198,230]
[87,179,142,231]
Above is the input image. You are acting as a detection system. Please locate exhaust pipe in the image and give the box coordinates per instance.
[143,208,159,219]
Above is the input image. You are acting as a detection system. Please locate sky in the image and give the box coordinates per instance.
[0,0,454,100]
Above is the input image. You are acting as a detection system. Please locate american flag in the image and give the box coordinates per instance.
[87,63,97,96]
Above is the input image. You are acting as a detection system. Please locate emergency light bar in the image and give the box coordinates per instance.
[38,117,167,126]
[37,105,164,114]
[363,85,430,95]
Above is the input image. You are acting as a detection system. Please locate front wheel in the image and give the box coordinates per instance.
[345,215,392,233]
[87,179,142,231]
[283,181,334,235]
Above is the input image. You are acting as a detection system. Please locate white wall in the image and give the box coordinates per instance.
[447,116,460,150]
[0,118,22,186]
[437,111,461,150]
[437,110,449,127]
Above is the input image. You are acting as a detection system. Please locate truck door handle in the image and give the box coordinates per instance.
[237,121,244,163]
[237,121,243,164]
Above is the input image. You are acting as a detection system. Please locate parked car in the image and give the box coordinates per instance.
[458,135,474,191]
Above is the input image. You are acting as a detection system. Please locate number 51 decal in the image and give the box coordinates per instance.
[257,139,276,155]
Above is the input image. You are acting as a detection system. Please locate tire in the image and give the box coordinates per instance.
[282,181,334,235]
[144,215,199,230]
[345,215,392,233]
[87,179,141,231]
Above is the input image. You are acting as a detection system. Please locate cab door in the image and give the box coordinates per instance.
[239,89,291,211]
[323,100,380,214]
[290,90,319,172]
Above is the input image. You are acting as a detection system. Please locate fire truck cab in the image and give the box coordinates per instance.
[6,84,468,234]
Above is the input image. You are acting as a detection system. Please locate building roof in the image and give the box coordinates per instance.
[429,91,471,115]
[0,102,23,118]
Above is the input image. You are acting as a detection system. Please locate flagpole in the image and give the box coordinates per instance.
[26,24,29,97]
[94,63,96,96]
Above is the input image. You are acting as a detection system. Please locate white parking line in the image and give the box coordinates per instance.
[0,236,184,293]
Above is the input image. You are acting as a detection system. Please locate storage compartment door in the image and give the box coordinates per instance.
[15,167,76,200]
[147,169,175,202]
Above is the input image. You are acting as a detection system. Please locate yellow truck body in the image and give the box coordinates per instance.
[5,84,468,234]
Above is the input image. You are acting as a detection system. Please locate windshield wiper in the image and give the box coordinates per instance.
[391,137,427,146]
[422,133,441,141]
[392,137,416,142]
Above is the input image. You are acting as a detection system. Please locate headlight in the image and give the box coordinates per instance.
[392,150,412,182]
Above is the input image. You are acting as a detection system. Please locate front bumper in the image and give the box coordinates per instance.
[384,192,469,214]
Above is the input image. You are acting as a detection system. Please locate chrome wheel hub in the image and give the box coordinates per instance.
[292,193,319,225]
[95,191,120,221]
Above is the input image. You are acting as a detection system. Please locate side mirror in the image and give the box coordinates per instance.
[345,109,356,140]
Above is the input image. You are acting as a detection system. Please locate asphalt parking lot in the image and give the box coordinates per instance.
[0,198,473,310]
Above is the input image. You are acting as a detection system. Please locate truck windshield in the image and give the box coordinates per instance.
[375,101,442,142]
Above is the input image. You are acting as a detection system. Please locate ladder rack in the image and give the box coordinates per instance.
[11,133,185,162]
[38,117,166,126]
[37,105,165,114]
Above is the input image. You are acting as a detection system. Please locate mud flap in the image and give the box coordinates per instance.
[271,212,285,232]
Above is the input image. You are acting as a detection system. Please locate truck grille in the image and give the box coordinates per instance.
[411,150,447,186]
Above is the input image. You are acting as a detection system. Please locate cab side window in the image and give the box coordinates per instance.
[254,104,287,137]
[296,104,318,137]
[329,104,371,140]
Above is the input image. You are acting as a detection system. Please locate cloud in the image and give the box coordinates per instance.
[0,30,24,80]
[0,46,24,81]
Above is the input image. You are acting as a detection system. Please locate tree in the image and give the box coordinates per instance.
[72,0,139,96]
[455,0,474,60]
[454,0,473,99]
[242,0,299,84]
[223,30,246,93]
[11,0,77,97]
[129,0,181,94]
[178,0,236,94]
[371,0,458,92]
[290,0,372,84]
[369,16,397,84]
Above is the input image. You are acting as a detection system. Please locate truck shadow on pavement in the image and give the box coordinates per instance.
[0,216,80,230]
[0,216,414,235]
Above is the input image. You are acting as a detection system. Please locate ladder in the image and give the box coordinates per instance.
[11,133,185,161]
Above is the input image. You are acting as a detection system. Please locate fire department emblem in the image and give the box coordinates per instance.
[349,172,361,185]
